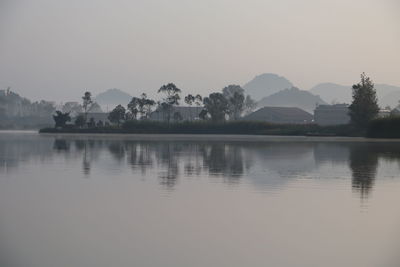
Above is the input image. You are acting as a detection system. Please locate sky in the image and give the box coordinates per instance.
[0,0,399,102]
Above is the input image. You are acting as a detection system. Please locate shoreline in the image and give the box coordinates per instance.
[37,132,400,142]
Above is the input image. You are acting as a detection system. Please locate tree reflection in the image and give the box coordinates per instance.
[108,142,125,162]
[47,139,251,185]
[155,143,181,188]
[72,140,91,176]
[82,144,91,176]
[346,143,400,199]
[53,139,69,151]
[44,138,400,196]
[201,143,245,182]
[126,142,154,175]
[349,144,378,199]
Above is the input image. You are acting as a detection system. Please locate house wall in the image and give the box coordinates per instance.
[314,105,350,125]
[149,106,203,121]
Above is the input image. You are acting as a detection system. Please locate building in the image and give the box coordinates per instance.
[78,112,110,123]
[378,109,391,118]
[391,103,400,116]
[314,104,350,125]
[243,106,313,124]
[149,106,203,121]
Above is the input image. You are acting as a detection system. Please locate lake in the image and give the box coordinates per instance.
[1,131,400,267]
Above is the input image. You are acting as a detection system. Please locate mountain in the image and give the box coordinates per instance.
[257,87,327,113]
[243,73,293,100]
[310,83,400,107]
[95,88,132,110]
[375,84,400,107]
[380,91,400,109]
[309,83,351,104]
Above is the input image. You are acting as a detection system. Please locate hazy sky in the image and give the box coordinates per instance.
[0,0,399,102]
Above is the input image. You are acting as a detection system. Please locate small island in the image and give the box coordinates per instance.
[40,74,400,138]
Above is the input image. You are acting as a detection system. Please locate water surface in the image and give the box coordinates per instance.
[1,132,400,267]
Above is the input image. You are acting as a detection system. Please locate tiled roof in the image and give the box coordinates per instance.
[244,106,313,123]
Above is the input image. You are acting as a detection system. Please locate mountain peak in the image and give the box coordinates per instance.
[243,73,293,100]
[258,87,326,113]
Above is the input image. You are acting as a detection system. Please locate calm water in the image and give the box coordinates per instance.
[1,132,400,267]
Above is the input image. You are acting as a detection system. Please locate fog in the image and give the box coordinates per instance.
[0,0,399,102]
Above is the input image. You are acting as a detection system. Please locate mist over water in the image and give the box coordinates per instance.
[1,132,400,266]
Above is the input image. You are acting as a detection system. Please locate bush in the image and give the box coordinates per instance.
[367,117,400,138]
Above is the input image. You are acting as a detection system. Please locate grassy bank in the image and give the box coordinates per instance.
[39,121,362,137]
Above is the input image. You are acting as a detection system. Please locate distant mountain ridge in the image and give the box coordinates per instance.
[243,73,293,100]
[257,87,326,113]
[379,90,400,109]
[310,83,400,108]
[309,83,351,104]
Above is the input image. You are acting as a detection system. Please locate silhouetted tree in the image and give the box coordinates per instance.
[82,91,93,122]
[194,94,202,106]
[127,97,140,120]
[199,109,209,120]
[158,83,181,123]
[184,94,195,106]
[108,105,126,126]
[202,92,229,122]
[184,94,195,120]
[230,92,245,119]
[0,88,56,119]
[53,111,71,128]
[138,93,155,119]
[244,95,257,115]
[74,114,86,128]
[96,120,104,127]
[223,85,243,119]
[184,94,203,120]
[349,73,379,128]
[173,111,183,122]
[87,117,96,128]
[221,85,256,118]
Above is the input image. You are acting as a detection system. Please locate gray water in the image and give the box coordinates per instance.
[1,132,400,267]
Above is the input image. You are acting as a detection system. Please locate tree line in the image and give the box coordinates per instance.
[53,83,257,128]
[52,73,388,135]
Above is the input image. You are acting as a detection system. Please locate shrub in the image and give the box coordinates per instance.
[367,117,400,138]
